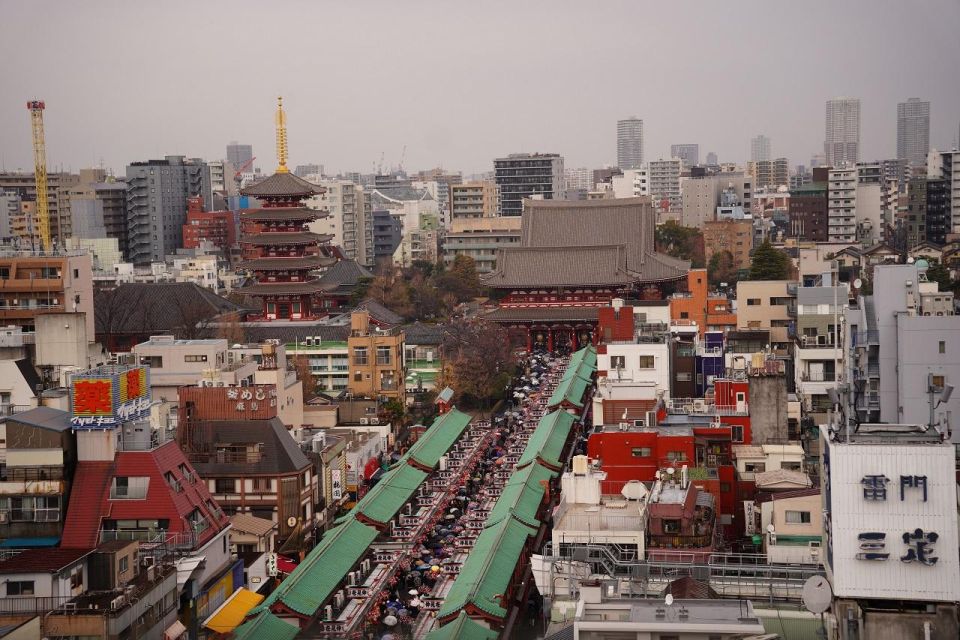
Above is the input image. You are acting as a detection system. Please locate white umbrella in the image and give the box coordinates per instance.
[383,615,398,626]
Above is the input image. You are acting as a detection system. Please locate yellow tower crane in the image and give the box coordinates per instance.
[26,99,51,252]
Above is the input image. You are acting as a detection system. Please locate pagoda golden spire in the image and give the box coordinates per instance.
[275,96,289,173]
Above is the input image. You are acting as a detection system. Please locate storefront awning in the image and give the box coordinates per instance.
[164,619,187,640]
[0,536,60,548]
[203,587,265,634]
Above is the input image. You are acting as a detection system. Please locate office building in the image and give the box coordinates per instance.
[442,215,521,274]
[751,157,789,189]
[825,97,861,167]
[703,219,753,270]
[789,168,830,242]
[563,167,593,193]
[897,98,930,168]
[125,156,212,265]
[226,142,253,172]
[670,143,699,168]
[616,117,644,169]
[751,134,771,162]
[181,196,237,257]
[493,153,565,216]
[449,181,497,219]
[294,164,322,178]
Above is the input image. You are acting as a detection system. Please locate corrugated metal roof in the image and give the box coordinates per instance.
[516,410,576,470]
[232,612,300,640]
[406,409,472,469]
[438,515,536,620]
[355,463,428,525]
[425,612,499,640]
[486,463,555,528]
[254,518,378,616]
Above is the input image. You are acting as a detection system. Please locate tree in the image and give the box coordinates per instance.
[749,241,791,280]
[216,315,246,345]
[924,261,954,294]
[440,317,514,412]
[655,220,705,267]
[707,250,739,287]
[366,267,414,319]
[293,356,318,401]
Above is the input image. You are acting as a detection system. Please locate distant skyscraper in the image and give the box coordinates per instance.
[226,142,253,171]
[824,97,860,167]
[705,152,718,166]
[750,135,771,162]
[670,144,699,168]
[896,98,930,168]
[617,118,644,169]
[493,153,565,216]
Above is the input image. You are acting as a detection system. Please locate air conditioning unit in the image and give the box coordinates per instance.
[110,595,126,610]
[204,380,215,387]
[633,419,645,428]
[0,511,8,523]
[324,605,334,620]
[334,590,345,610]
[305,337,314,346]
[693,399,707,412]
[369,417,379,425]
[359,418,369,425]
[216,381,225,387]
[438,456,448,471]
[361,559,371,574]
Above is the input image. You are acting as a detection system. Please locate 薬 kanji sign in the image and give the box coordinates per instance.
[69,365,152,428]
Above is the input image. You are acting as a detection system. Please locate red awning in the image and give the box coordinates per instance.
[277,555,299,574]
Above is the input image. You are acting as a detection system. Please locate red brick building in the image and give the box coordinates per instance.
[181,196,237,255]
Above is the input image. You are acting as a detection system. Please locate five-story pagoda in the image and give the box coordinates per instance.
[239,97,337,320]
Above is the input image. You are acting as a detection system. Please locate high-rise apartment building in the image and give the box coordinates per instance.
[705,152,718,166]
[564,167,593,193]
[493,153,565,217]
[449,181,497,219]
[67,180,128,255]
[125,156,212,265]
[897,98,930,168]
[648,159,683,216]
[750,135,771,162]
[226,142,253,171]
[906,177,950,248]
[306,180,374,267]
[0,172,80,248]
[824,97,860,167]
[616,118,644,170]
[827,167,857,243]
[670,144,699,168]
[751,158,789,189]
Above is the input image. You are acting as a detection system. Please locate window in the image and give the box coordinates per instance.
[631,447,652,457]
[352,347,368,366]
[6,581,34,596]
[680,311,689,319]
[747,298,761,306]
[638,356,654,369]
[376,346,391,365]
[70,567,83,589]
[785,510,812,524]
[666,451,688,461]
[720,482,731,492]
[252,477,271,492]
[931,374,946,390]
[662,519,681,534]
[138,355,163,368]
[215,478,235,494]
[732,425,744,443]
[354,371,363,382]
[119,556,129,573]
[610,355,626,369]
[939,341,946,354]
[676,372,692,381]
[184,354,208,363]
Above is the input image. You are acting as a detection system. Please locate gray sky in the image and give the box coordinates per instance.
[1,0,958,176]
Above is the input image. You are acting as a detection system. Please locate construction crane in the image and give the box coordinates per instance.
[26,100,51,252]
[233,156,256,187]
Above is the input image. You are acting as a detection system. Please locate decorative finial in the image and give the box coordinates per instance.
[275,96,289,173]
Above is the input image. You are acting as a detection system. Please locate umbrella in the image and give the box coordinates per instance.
[383,615,398,627]
[410,598,422,607]
[382,635,396,640]
[408,589,420,596]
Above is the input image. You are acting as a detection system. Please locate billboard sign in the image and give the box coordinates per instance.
[70,365,152,428]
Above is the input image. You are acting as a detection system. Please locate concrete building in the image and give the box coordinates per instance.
[616,117,644,170]
[825,97,861,167]
[751,134,771,162]
[442,215,521,274]
[226,142,253,173]
[125,156,212,265]
[563,167,594,194]
[906,176,950,248]
[493,153,565,216]
[66,175,128,255]
[347,311,404,404]
[449,181,497,219]
[703,219,753,270]
[648,158,683,217]
[846,263,958,432]
[0,172,81,249]
[751,157,789,189]
[372,209,402,264]
[794,283,847,421]
[932,150,960,233]
[828,166,857,243]
[897,98,931,168]
[610,168,649,199]
[305,179,373,266]
[0,251,94,337]
[670,144,699,168]
[680,171,753,229]
[789,168,830,242]
[821,424,959,640]
[736,280,796,350]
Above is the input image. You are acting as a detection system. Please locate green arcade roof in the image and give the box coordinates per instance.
[233,612,299,640]
[406,408,472,469]
[516,410,576,470]
[486,462,555,529]
[425,611,499,640]
[355,463,429,525]
[547,375,590,409]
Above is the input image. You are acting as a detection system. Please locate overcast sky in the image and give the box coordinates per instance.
[1,0,958,177]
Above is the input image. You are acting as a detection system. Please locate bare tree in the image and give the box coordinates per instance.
[440,317,513,411]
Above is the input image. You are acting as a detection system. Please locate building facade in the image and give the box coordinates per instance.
[897,98,930,168]
[493,153,565,217]
[825,97,861,168]
[616,117,644,170]
[449,181,497,219]
[751,134,771,163]
[670,144,699,168]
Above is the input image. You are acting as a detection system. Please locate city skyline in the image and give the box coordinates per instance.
[0,1,958,176]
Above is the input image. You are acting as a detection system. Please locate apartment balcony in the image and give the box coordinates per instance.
[0,277,64,292]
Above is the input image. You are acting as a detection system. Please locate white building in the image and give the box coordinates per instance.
[825,97,861,168]
[751,134,772,163]
[617,117,644,170]
[821,423,960,638]
[611,168,649,199]
[648,158,682,218]
[828,167,857,243]
[304,179,373,267]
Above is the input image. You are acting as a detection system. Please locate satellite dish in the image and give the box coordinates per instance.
[665,594,674,606]
[853,278,862,289]
[801,575,833,614]
[767,524,775,534]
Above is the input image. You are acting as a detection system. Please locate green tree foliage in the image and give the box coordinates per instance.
[749,241,791,280]
[655,220,705,267]
[707,250,739,287]
[363,257,486,321]
[924,261,954,293]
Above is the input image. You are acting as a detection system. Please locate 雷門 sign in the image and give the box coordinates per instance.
[69,365,152,428]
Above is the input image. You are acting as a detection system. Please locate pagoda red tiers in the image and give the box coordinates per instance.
[481,197,689,352]
[239,172,338,320]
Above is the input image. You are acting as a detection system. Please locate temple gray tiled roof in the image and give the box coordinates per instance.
[241,172,323,198]
[484,245,637,288]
